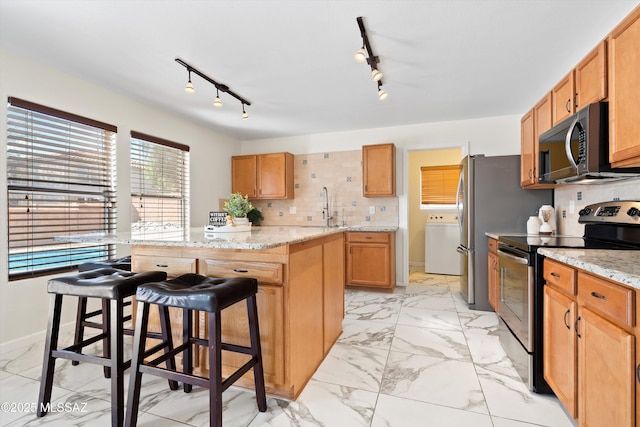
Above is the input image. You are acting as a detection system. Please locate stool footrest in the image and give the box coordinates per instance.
[52,349,110,367]
[140,364,210,389]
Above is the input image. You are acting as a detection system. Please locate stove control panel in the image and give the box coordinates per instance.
[579,200,640,224]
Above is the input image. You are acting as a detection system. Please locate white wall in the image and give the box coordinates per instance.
[242,115,523,283]
[0,49,240,347]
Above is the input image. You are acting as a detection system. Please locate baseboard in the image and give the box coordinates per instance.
[0,321,75,354]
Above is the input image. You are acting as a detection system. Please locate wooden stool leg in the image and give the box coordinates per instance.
[71,296,88,366]
[247,295,267,412]
[110,298,125,427]
[158,305,179,390]
[37,293,63,417]
[182,308,193,393]
[125,301,150,427]
[102,298,111,378]
[208,311,223,427]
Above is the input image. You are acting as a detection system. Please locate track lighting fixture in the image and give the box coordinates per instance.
[213,88,222,107]
[378,82,388,101]
[176,58,251,119]
[185,70,195,93]
[355,17,387,99]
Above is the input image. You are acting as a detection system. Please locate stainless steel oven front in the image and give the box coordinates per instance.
[497,243,534,351]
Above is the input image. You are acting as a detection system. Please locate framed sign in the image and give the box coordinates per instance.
[208,211,227,227]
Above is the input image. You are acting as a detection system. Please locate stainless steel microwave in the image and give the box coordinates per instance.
[538,102,640,184]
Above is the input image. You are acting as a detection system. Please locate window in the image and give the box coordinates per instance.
[7,98,117,279]
[130,131,189,240]
[420,165,461,206]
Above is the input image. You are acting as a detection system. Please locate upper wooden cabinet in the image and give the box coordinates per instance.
[232,152,294,200]
[608,6,640,167]
[363,143,396,197]
[521,94,554,189]
[551,41,607,126]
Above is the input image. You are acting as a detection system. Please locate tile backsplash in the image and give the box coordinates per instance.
[554,177,640,236]
[250,150,398,227]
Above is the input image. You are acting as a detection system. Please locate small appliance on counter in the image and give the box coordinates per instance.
[496,200,640,393]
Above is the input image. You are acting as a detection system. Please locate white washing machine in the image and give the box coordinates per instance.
[425,213,461,275]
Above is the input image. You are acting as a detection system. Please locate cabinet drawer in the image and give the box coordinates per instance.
[199,259,283,284]
[578,272,634,328]
[133,255,196,278]
[544,259,576,295]
[488,238,497,254]
[346,232,390,243]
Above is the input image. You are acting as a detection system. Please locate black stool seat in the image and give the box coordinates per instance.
[136,273,257,312]
[39,268,175,427]
[126,273,266,427]
[78,255,132,272]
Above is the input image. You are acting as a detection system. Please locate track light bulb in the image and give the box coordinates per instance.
[185,80,194,93]
[354,47,366,63]
[372,69,383,82]
[378,88,388,100]
[213,88,222,107]
[242,104,249,120]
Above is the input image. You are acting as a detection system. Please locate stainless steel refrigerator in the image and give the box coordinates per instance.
[456,154,552,311]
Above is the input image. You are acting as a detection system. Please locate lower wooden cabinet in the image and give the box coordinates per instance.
[487,238,499,312]
[543,258,636,427]
[345,231,395,290]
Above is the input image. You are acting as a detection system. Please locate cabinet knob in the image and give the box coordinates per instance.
[551,272,560,278]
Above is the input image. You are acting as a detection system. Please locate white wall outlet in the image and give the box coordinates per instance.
[369,206,375,215]
[289,206,297,214]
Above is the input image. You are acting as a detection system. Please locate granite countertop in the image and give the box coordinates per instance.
[57,225,397,251]
[538,248,640,290]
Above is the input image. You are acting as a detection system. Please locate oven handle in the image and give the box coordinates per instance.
[497,249,529,265]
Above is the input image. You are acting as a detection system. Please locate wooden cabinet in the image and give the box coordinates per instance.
[521,95,554,188]
[608,6,640,167]
[231,152,294,199]
[551,41,607,126]
[345,231,395,290]
[363,143,395,197]
[543,258,636,427]
[131,231,344,400]
[487,238,499,313]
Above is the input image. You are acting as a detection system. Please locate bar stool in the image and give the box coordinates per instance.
[125,273,267,427]
[38,268,178,427]
[72,256,133,370]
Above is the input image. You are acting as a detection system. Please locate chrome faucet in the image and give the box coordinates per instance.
[322,186,332,227]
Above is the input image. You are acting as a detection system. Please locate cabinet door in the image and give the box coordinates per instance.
[543,286,577,418]
[578,307,634,427]
[520,109,535,187]
[552,71,575,125]
[363,143,395,197]
[257,153,293,199]
[608,7,640,167]
[232,155,257,198]
[346,242,391,288]
[487,251,499,313]
[575,41,607,110]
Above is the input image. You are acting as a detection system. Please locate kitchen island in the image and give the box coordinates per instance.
[61,226,346,400]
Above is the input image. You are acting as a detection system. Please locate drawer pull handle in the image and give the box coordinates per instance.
[590,291,606,300]
[550,272,560,278]
[233,269,249,273]
[156,264,168,268]
[365,236,373,239]
[575,316,582,338]
[637,364,640,384]
[563,309,571,330]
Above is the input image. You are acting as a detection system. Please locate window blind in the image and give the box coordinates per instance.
[7,97,117,279]
[420,165,461,205]
[130,131,190,240]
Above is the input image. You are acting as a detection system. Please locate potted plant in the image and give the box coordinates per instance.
[247,208,262,226]
[224,193,253,225]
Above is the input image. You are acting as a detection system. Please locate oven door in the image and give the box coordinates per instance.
[498,245,534,351]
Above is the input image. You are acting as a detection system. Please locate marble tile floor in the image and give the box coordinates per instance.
[0,271,576,427]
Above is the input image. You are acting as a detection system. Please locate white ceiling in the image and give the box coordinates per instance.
[1,0,638,141]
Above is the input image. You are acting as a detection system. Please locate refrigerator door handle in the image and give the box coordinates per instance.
[456,170,464,230]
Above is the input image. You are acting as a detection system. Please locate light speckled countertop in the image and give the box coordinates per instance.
[57,226,397,250]
[538,248,640,289]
